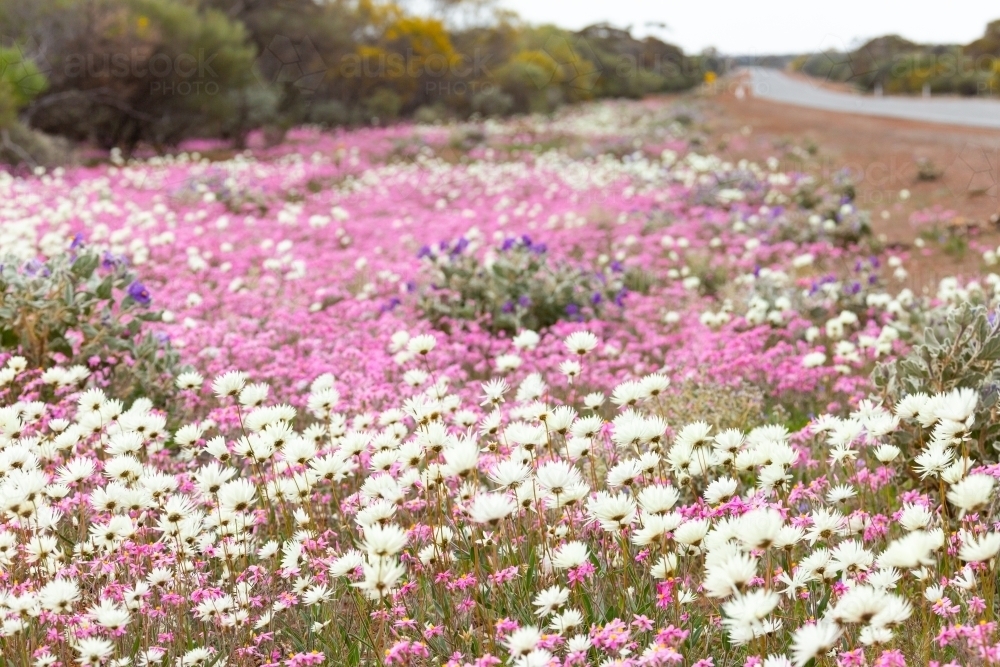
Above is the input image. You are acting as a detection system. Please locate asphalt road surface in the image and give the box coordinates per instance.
[743,67,1000,130]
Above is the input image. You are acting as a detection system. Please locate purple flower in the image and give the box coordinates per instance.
[102,252,128,270]
[451,238,469,256]
[380,297,402,314]
[128,281,152,306]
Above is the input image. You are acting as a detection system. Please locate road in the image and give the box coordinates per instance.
[743,67,1000,130]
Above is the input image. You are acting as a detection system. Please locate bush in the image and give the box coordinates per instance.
[0,120,72,167]
[362,88,404,123]
[471,88,514,117]
[0,243,185,406]
[872,303,1000,459]
[416,235,626,335]
[306,99,350,127]
[19,0,257,151]
[412,103,450,124]
[0,46,47,129]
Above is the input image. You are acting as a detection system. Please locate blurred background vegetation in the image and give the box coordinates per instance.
[793,19,1000,97]
[0,0,710,163]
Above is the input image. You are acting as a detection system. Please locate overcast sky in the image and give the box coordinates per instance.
[494,0,1000,55]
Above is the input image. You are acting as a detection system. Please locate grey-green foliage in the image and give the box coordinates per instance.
[0,244,185,405]
[872,303,1000,456]
[416,235,627,336]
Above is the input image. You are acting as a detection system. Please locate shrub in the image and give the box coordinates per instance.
[0,46,47,129]
[471,88,514,117]
[0,242,185,406]
[872,303,1000,459]
[0,120,72,167]
[362,88,404,123]
[416,235,626,335]
[20,0,257,151]
[306,100,350,127]
[916,157,943,181]
[412,104,448,124]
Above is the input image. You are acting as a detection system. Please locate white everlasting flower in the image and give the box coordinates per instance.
[212,370,248,399]
[564,331,598,356]
[75,637,115,667]
[873,444,900,463]
[877,531,940,570]
[532,585,569,616]
[329,550,365,578]
[637,484,680,514]
[586,491,638,532]
[703,476,739,505]
[361,524,408,559]
[913,443,954,479]
[958,532,1000,563]
[468,493,516,526]
[801,351,826,368]
[583,392,605,410]
[610,380,644,407]
[898,503,933,531]
[406,333,436,355]
[39,578,80,614]
[512,330,540,351]
[548,608,584,634]
[504,625,542,657]
[947,474,995,513]
[703,551,757,598]
[480,378,509,406]
[738,508,784,550]
[790,620,842,667]
[559,359,582,381]
[175,371,204,390]
[88,598,131,631]
[935,387,978,425]
[353,557,407,600]
[551,541,590,570]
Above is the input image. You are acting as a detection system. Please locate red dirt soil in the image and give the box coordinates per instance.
[686,80,1000,288]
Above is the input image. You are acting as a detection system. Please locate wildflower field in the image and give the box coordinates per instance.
[1,97,1000,667]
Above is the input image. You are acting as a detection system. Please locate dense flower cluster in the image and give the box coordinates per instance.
[0,99,997,666]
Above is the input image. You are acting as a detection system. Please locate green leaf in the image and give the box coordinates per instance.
[0,328,18,349]
[71,254,99,280]
[95,275,114,300]
[47,336,73,357]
